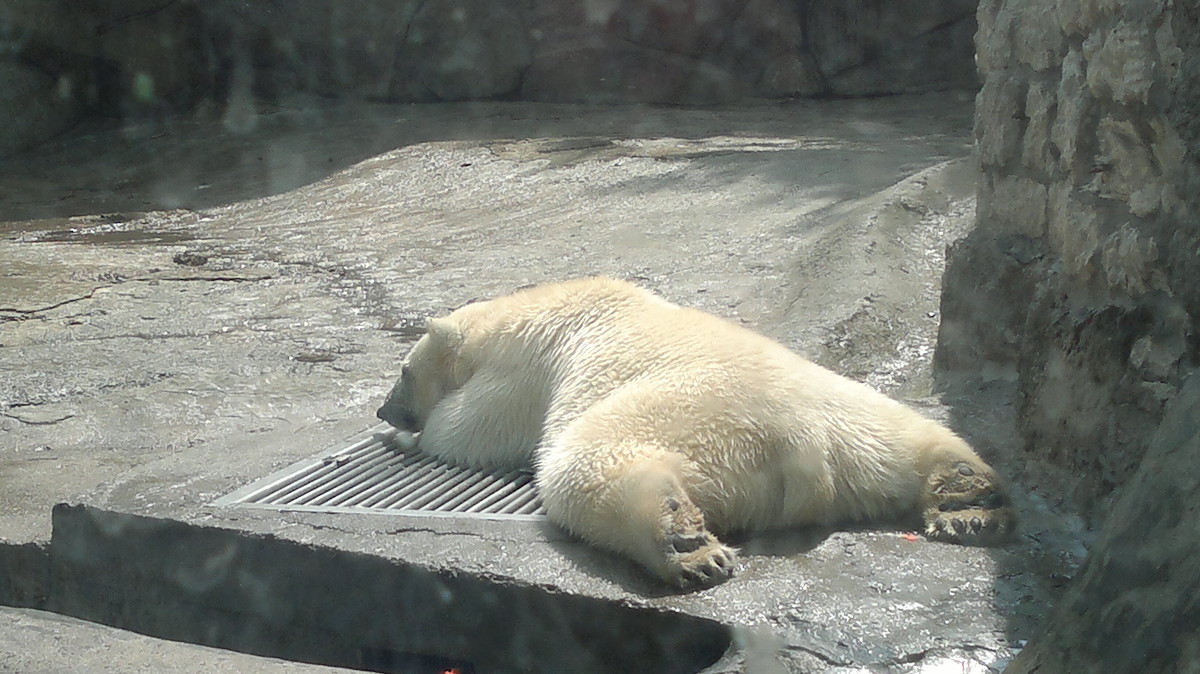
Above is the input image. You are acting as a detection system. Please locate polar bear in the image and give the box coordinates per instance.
[377,277,1013,588]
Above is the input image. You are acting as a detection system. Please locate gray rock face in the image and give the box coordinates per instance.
[0,1,90,154]
[937,0,1199,513]
[400,0,532,101]
[806,0,979,95]
[521,0,815,102]
[2,0,980,154]
[1004,371,1200,673]
[94,1,215,116]
[0,62,82,155]
[2,606,355,674]
[521,34,746,104]
[939,0,1199,671]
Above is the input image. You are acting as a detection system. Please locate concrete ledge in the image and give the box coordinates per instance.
[47,504,730,674]
[32,399,1080,673]
[0,605,356,674]
[0,541,48,608]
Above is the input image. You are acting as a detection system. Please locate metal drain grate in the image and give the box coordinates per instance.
[215,424,545,520]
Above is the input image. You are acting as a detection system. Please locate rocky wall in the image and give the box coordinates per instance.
[937,1,1199,670]
[1004,370,1200,673]
[936,0,1199,514]
[1,0,980,154]
[0,1,91,155]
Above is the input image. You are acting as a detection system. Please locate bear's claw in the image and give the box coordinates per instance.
[921,460,1015,546]
[672,538,738,589]
[661,495,738,589]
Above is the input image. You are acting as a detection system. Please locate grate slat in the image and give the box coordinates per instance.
[330,457,430,507]
[216,424,545,520]
[429,472,507,511]
[358,455,447,508]
[462,472,536,513]
[378,465,477,510]
[422,471,503,511]
[257,462,345,505]
[321,461,410,507]
[506,485,545,515]
[297,446,402,505]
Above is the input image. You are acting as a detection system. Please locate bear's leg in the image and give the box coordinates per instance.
[538,449,738,589]
[918,445,1016,545]
[416,369,542,472]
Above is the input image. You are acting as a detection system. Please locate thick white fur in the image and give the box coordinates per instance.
[391,277,993,585]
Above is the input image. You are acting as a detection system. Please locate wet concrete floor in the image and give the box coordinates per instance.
[0,94,1084,672]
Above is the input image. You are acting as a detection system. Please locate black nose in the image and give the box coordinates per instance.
[376,403,418,432]
[376,404,401,427]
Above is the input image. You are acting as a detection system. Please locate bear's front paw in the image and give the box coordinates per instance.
[667,532,739,589]
[654,493,738,589]
[921,460,1015,546]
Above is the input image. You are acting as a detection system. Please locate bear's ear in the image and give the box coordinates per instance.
[425,317,464,350]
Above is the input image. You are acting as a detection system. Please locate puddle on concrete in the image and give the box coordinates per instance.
[1,209,200,248]
[32,229,194,246]
[28,225,196,246]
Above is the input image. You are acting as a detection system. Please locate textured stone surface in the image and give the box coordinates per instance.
[0,1,90,154]
[937,0,1199,514]
[0,62,82,155]
[47,505,731,674]
[806,0,979,95]
[93,1,215,116]
[522,0,820,102]
[1,0,981,154]
[1004,371,1200,674]
[1,606,358,673]
[396,0,532,101]
[0,541,47,608]
[939,0,1199,671]
[520,34,745,104]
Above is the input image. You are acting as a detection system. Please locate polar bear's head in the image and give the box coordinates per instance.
[376,317,467,432]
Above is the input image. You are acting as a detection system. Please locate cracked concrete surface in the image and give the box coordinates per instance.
[1,94,1082,672]
[1,606,355,674]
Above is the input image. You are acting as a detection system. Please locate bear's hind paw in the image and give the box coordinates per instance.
[921,460,1015,546]
[671,538,739,589]
[924,504,1014,545]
